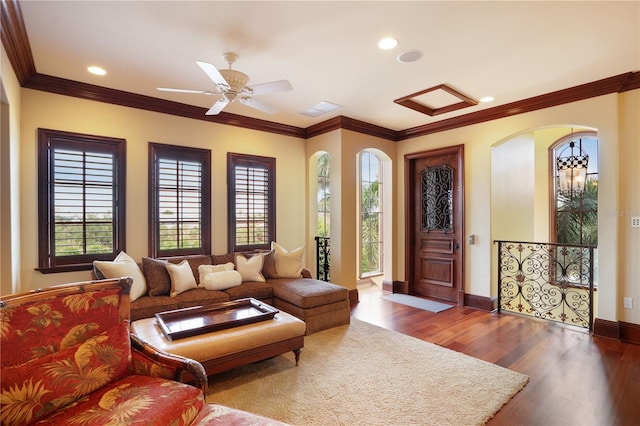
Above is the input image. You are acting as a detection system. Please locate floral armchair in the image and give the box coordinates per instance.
[0,277,285,425]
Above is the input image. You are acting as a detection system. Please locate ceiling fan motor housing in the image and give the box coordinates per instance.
[220,69,250,94]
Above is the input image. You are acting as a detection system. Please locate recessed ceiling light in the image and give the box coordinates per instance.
[480,96,495,103]
[396,50,423,63]
[87,66,107,76]
[378,37,398,50]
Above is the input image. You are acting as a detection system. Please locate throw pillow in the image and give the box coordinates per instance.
[261,249,280,279]
[93,251,147,301]
[142,257,171,296]
[271,241,304,278]
[235,253,265,282]
[166,260,197,297]
[200,270,243,290]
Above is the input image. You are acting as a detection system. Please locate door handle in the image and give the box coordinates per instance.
[455,242,460,250]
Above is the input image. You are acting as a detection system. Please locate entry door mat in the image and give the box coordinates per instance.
[382,293,455,313]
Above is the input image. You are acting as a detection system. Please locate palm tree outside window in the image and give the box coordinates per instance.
[360,151,383,276]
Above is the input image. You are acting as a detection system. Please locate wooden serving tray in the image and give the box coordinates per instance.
[155,298,279,341]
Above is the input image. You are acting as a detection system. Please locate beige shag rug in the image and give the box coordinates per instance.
[206,319,528,425]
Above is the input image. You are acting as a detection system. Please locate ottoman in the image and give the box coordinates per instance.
[130,310,305,378]
[270,278,351,335]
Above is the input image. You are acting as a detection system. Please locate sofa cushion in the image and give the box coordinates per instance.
[130,295,179,322]
[29,375,205,426]
[271,278,348,309]
[235,253,266,282]
[173,288,230,309]
[167,260,198,297]
[271,242,304,278]
[223,281,274,301]
[142,257,171,296]
[0,322,130,425]
[93,251,147,301]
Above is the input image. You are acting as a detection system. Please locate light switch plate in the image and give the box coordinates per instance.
[632,217,640,228]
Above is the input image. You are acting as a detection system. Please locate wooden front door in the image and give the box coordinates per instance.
[405,145,464,304]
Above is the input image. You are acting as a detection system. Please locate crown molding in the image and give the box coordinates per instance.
[397,72,639,141]
[0,0,35,84]
[24,73,306,138]
[2,0,639,142]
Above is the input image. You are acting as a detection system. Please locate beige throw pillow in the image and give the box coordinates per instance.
[93,251,147,301]
[271,241,304,278]
[200,270,243,290]
[166,260,197,297]
[235,254,265,282]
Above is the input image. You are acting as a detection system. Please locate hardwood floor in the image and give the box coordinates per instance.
[351,284,640,426]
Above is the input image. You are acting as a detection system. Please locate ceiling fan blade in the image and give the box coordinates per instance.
[157,87,218,95]
[205,99,228,115]
[249,80,293,96]
[239,97,279,114]
[196,61,228,88]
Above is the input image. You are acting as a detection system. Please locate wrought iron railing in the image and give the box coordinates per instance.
[315,236,330,282]
[495,240,596,330]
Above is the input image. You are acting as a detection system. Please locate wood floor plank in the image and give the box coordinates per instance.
[351,286,640,426]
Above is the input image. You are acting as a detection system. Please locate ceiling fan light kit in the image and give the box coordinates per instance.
[158,52,292,116]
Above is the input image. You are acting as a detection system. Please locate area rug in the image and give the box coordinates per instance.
[382,293,455,313]
[206,319,528,425]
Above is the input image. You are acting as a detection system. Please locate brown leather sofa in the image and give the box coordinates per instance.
[97,251,350,335]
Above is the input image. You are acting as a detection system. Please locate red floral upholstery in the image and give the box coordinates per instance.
[1,278,288,426]
[31,376,205,425]
[1,322,130,425]
[1,287,122,367]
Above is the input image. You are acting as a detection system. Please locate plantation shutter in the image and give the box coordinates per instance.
[234,165,269,246]
[227,153,275,252]
[37,128,126,273]
[157,158,203,250]
[149,143,211,258]
[53,148,115,257]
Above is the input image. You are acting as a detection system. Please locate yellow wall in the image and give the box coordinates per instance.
[3,46,639,326]
[618,89,640,324]
[18,89,307,291]
[396,93,628,323]
[0,45,22,296]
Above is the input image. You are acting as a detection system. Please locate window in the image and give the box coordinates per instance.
[551,132,598,246]
[37,129,126,273]
[149,143,211,258]
[317,153,330,238]
[360,151,383,275]
[228,153,275,252]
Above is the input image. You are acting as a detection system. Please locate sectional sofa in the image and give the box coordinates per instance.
[93,249,351,335]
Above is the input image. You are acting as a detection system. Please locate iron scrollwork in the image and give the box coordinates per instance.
[421,165,453,231]
[496,240,595,330]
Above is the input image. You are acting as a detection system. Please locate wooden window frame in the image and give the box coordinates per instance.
[227,153,276,253]
[149,143,211,258]
[359,150,384,276]
[549,131,598,246]
[37,128,126,273]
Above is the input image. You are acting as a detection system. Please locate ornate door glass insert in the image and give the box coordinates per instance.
[421,165,453,231]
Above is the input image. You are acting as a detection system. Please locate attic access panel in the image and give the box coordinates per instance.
[394,84,478,116]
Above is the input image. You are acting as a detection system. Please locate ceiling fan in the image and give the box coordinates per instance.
[157,52,292,115]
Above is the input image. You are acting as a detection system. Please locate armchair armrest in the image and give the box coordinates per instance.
[301,268,312,279]
[130,333,208,393]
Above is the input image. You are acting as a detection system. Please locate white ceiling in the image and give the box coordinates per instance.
[19,1,640,131]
